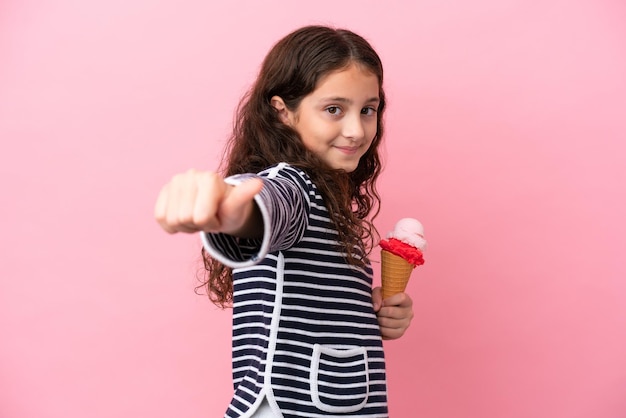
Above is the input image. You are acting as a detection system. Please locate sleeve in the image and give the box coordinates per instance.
[200,163,312,268]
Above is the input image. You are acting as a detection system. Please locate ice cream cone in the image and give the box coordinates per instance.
[381,249,414,299]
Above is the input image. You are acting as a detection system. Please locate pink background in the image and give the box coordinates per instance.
[1,1,625,417]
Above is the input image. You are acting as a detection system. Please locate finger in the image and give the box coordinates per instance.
[173,224,200,234]
[157,182,187,234]
[164,173,183,228]
[372,287,382,312]
[379,304,414,320]
[192,171,225,230]
[222,178,264,212]
[216,179,264,231]
[378,314,412,340]
[379,317,406,338]
[154,184,172,232]
[380,327,405,341]
[383,292,413,308]
[176,170,199,227]
[378,314,409,329]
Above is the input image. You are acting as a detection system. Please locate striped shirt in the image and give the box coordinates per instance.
[202,163,388,418]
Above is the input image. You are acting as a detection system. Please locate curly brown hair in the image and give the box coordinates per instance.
[199,25,386,307]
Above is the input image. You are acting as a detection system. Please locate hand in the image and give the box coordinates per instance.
[154,169,264,236]
[372,287,414,340]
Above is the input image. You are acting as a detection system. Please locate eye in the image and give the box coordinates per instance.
[361,107,377,116]
[326,106,342,115]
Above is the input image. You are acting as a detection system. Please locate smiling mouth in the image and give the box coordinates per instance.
[335,145,360,154]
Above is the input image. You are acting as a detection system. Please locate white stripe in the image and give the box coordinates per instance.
[279,304,376,319]
[281,293,373,308]
[278,315,380,330]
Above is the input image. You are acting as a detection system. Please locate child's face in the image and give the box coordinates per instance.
[286,64,380,173]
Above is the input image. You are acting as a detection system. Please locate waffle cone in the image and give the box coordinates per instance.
[381,250,414,299]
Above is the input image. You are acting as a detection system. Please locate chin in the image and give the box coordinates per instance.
[326,157,361,173]
[329,163,356,173]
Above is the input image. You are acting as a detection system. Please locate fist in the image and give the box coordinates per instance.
[372,287,414,340]
[154,169,264,236]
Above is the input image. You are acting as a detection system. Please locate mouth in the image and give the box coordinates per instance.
[334,145,360,155]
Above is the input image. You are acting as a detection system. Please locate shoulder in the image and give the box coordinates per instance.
[258,163,315,192]
[259,162,308,178]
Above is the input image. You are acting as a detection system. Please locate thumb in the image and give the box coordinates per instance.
[372,286,383,312]
[224,178,264,208]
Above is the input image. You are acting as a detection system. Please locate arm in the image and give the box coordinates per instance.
[200,164,311,267]
[156,164,311,268]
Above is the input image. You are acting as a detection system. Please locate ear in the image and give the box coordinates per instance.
[270,96,293,125]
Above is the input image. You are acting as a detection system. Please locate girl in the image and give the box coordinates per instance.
[155,25,414,418]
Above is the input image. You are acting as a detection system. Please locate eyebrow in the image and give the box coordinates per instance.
[319,96,380,105]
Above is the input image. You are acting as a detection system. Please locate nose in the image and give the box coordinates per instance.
[342,113,365,141]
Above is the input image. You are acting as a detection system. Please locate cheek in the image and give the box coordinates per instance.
[298,130,323,153]
[366,123,378,142]
[301,123,333,146]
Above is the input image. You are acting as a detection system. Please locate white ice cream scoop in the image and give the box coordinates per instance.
[386,218,427,250]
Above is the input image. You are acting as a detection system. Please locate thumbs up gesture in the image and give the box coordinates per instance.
[155,169,264,238]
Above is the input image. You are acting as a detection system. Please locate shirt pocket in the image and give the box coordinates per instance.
[310,344,370,413]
